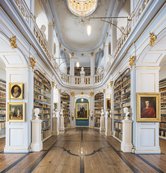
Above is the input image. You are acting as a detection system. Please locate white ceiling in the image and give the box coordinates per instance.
[47,0,117,53]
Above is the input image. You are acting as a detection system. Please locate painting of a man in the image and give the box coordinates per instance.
[11,85,21,98]
[141,98,156,118]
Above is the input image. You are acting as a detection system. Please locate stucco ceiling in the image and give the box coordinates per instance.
[47,0,117,53]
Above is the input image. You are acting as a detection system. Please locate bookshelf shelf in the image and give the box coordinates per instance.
[94,92,104,128]
[60,92,70,127]
[159,79,166,139]
[34,70,52,141]
[113,69,131,141]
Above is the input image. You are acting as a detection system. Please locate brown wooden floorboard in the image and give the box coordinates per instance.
[0,128,166,173]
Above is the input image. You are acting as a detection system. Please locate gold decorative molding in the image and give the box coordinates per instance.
[29,57,36,69]
[90,92,94,96]
[149,33,157,47]
[129,56,136,67]
[70,91,75,96]
[81,92,84,95]
[9,36,17,48]
[110,81,113,87]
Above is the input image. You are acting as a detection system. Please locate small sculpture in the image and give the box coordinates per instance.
[123,107,130,120]
[34,108,40,120]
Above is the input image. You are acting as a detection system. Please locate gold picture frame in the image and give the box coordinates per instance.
[7,102,25,122]
[136,93,160,122]
[9,83,24,99]
[76,103,89,119]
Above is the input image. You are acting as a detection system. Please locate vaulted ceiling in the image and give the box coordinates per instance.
[42,0,125,53]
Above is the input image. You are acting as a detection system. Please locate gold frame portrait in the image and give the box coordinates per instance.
[136,93,160,122]
[75,103,89,119]
[7,102,25,122]
[9,83,24,99]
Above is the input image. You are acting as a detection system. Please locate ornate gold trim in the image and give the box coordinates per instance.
[9,36,17,48]
[149,33,157,47]
[70,91,75,96]
[29,57,36,69]
[129,56,136,67]
[90,92,94,96]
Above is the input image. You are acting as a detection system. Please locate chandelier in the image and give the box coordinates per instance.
[67,0,98,17]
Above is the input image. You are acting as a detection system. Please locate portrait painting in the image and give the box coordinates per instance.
[9,83,24,99]
[7,102,25,122]
[76,103,89,119]
[137,93,160,122]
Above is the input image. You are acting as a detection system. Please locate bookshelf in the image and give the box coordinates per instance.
[0,79,6,138]
[60,92,70,127]
[34,70,52,141]
[159,79,166,139]
[94,92,104,128]
[113,69,131,141]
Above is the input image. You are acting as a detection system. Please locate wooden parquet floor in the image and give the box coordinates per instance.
[0,128,166,173]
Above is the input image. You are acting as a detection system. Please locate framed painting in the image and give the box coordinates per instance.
[136,93,160,122]
[7,102,25,122]
[9,83,24,99]
[76,103,89,119]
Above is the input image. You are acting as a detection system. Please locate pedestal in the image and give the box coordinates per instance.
[89,116,94,128]
[121,119,133,152]
[52,117,57,135]
[59,116,65,134]
[105,117,112,136]
[100,116,105,134]
[31,119,43,152]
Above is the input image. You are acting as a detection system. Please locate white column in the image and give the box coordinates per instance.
[133,66,160,154]
[70,95,75,127]
[89,94,94,128]
[100,109,105,134]
[59,109,65,134]
[105,111,112,136]
[48,22,54,55]
[90,54,95,84]
[4,67,33,153]
[70,58,75,84]
[80,67,85,84]
[111,20,117,54]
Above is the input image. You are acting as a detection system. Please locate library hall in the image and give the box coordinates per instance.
[0,0,166,172]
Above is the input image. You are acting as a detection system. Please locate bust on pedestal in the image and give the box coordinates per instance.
[31,108,43,152]
[121,107,133,152]
[105,110,112,136]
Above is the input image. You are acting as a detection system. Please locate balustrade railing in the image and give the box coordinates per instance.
[60,73,104,85]
[13,0,53,61]
[114,0,150,57]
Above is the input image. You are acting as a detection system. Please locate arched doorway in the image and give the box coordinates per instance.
[75,98,89,126]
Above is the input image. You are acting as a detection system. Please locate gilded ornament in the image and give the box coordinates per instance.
[149,33,157,47]
[29,57,36,69]
[70,92,75,96]
[110,81,113,87]
[9,36,17,48]
[90,92,94,96]
[129,56,136,67]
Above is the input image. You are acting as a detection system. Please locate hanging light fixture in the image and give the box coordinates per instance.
[76,61,80,68]
[81,98,84,102]
[87,25,91,36]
